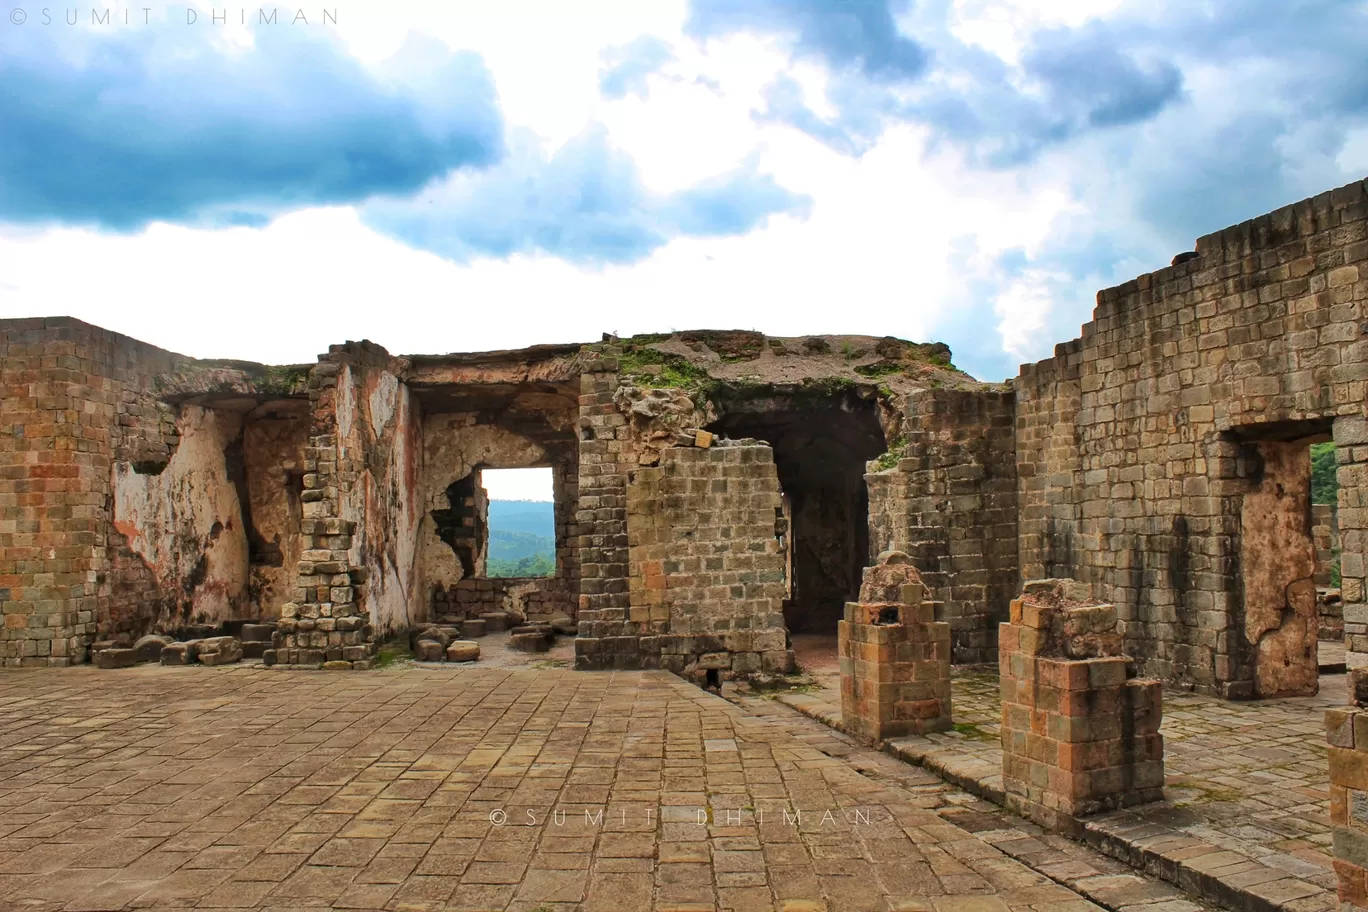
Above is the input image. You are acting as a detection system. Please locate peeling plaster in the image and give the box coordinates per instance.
[112,405,249,627]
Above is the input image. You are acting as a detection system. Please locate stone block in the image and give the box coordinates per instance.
[241,641,267,660]
[446,641,479,662]
[509,632,551,653]
[460,619,487,638]
[198,637,243,666]
[132,634,171,663]
[240,624,274,643]
[160,641,199,666]
[414,639,445,662]
[480,612,509,633]
[94,648,139,669]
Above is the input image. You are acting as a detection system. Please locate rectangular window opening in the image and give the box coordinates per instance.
[479,467,555,579]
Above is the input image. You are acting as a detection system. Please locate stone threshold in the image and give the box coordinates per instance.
[770,691,1334,912]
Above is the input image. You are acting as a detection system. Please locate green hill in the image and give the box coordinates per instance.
[487,501,554,578]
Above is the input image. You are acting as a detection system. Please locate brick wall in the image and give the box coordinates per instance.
[1015,177,1368,694]
[579,442,792,676]
[0,317,182,666]
[573,351,636,668]
[868,387,1018,664]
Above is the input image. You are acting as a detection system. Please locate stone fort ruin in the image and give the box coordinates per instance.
[4,176,1368,701]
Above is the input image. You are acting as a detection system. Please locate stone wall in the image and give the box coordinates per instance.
[868,387,1018,664]
[275,341,422,667]
[578,441,794,677]
[111,405,251,633]
[1328,673,1368,909]
[1317,503,1341,586]
[1016,177,1368,695]
[0,318,183,666]
[242,406,309,618]
[574,352,635,662]
[432,575,571,624]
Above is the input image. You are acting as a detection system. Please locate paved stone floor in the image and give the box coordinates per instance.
[0,664,1221,912]
[776,639,1341,908]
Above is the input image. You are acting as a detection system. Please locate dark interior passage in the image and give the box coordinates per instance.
[709,391,886,634]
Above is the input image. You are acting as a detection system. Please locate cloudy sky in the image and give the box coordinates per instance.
[1,0,1365,380]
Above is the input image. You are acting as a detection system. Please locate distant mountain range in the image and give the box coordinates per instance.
[487,500,554,577]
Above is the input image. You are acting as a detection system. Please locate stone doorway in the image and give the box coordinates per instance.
[707,390,886,646]
[1235,422,1332,698]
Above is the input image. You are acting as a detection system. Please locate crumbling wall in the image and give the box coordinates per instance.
[243,406,308,618]
[111,405,251,633]
[333,351,423,638]
[1015,177,1368,695]
[0,318,195,664]
[418,413,576,620]
[868,387,1018,663]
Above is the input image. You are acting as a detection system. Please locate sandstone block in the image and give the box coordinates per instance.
[460,619,487,638]
[94,648,139,669]
[160,641,199,666]
[480,612,509,633]
[415,639,445,662]
[446,641,479,662]
[240,624,274,643]
[197,637,243,666]
[509,632,550,653]
[133,634,172,663]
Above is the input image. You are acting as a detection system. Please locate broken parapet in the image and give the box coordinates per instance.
[1327,671,1368,908]
[999,578,1164,830]
[838,551,951,741]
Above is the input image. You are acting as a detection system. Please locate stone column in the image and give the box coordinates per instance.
[839,551,951,741]
[1327,672,1368,908]
[999,579,1164,829]
[268,352,371,669]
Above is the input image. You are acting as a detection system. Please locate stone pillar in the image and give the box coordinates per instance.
[574,348,637,670]
[269,352,372,669]
[1335,417,1368,670]
[839,551,951,741]
[1327,671,1368,908]
[999,579,1164,829]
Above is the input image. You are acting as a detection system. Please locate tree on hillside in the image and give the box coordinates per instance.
[1312,442,1338,506]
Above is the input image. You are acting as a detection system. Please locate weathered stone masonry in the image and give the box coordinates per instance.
[1016,176,1368,697]
[6,175,1368,690]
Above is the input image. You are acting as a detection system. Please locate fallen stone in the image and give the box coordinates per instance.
[415,639,446,662]
[160,641,200,666]
[322,660,352,670]
[417,627,450,648]
[133,634,172,663]
[549,616,577,635]
[446,641,479,662]
[461,618,487,638]
[509,632,551,653]
[480,612,509,633]
[197,636,243,666]
[262,649,277,667]
[94,648,140,669]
